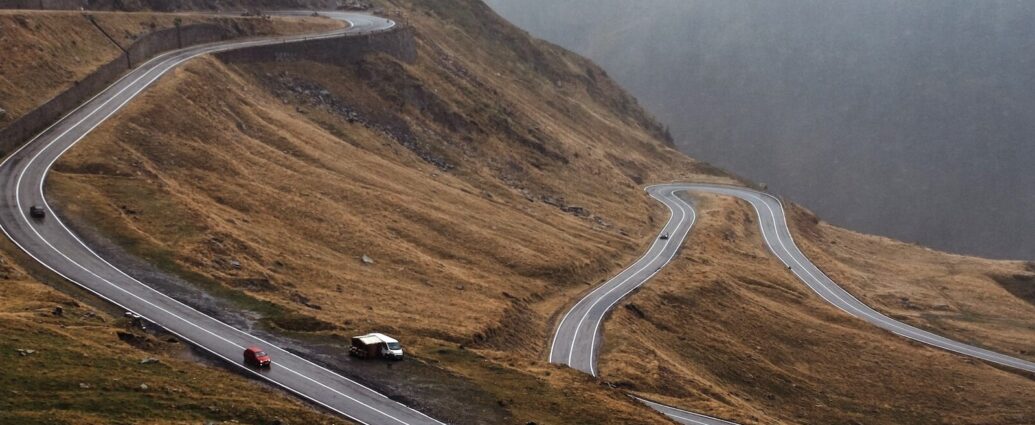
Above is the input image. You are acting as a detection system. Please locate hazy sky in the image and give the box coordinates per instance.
[487,0,1035,260]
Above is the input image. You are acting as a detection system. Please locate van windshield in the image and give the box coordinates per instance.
[387,343,401,350]
[255,351,267,357]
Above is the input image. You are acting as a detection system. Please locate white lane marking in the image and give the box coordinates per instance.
[2,13,441,425]
[586,190,697,376]
[564,188,685,368]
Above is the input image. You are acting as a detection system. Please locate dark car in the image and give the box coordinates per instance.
[29,206,45,219]
[243,346,271,368]
[659,233,669,240]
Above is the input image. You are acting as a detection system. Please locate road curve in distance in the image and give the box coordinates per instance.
[549,185,697,376]
[551,182,1035,424]
[0,11,445,425]
[665,183,1035,374]
[548,186,737,425]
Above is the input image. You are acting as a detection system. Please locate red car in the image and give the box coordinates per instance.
[243,346,271,368]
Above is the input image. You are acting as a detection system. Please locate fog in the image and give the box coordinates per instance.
[485,0,1035,260]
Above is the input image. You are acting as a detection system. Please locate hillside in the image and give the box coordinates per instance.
[0,242,343,424]
[39,0,726,422]
[5,0,1032,424]
[600,194,1035,424]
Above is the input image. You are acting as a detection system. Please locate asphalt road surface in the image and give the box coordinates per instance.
[0,11,446,425]
[551,183,1035,424]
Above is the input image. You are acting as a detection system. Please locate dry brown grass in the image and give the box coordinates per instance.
[599,194,1035,424]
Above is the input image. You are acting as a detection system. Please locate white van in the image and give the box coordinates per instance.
[350,333,404,360]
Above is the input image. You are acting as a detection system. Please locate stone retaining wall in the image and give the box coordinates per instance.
[0,23,235,156]
[216,25,416,66]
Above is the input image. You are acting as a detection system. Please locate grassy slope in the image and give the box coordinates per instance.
[43,1,725,422]
[0,246,344,425]
[29,0,1034,423]
[600,194,1035,424]
[0,10,341,125]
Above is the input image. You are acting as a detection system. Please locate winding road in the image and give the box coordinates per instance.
[551,183,1035,424]
[549,185,697,376]
[0,11,446,425]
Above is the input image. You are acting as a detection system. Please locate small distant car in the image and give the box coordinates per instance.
[659,234,669,240]
[29,205,45,219]
[243,346,271,368]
